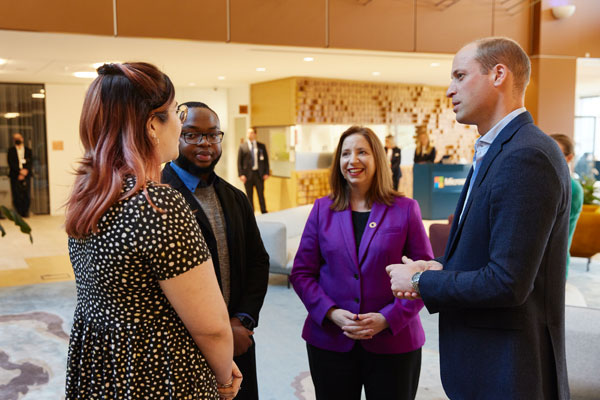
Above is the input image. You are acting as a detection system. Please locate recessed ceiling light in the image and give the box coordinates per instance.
[188,82,197,87]
[303,57,314,62]
[32,93,46,99]
[430,62,441,67]
[40,89,45,94]
[218,76,226,80]
[0,58,7,65]
[73,71,98,79]
[256,67,266,72]
[372,72,381,76]
[3,112,20,119]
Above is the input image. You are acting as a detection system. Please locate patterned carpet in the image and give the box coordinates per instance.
[1,260,598,399]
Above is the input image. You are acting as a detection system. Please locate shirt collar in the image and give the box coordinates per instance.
[477,107,527,147]
[170,162,216,192]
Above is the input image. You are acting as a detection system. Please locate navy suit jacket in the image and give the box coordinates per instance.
[419,112,570,399]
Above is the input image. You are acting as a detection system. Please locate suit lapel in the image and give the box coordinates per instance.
[358,202,387,267]
[444,111,534,261]
[338,208,360,268]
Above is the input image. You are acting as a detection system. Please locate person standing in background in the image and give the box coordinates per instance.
[162,101,270,400]
[385,134,402,191]
[238,127,269,213]
[550,133,583,278]
[7,132,33,217]
[413,128,436,164]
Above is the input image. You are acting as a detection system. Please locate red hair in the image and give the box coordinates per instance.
[65,62,175,238]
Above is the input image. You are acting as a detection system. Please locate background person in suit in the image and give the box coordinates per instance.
[291,126,434,400]
[385,134,402,191]
[413,127,436,164]
[162,102,270,400]
[387,37,571,399]
[7,132,33,217]
[238,127,269,213]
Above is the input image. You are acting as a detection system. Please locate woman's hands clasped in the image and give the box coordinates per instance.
[216,361,243,400]
[327,308,389,340]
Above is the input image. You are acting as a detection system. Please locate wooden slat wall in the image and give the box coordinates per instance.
[0,0,113,35]
[116,0,227,41]
[328,0,415,52]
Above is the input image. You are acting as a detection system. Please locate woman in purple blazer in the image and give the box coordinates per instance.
[290,126,434,400]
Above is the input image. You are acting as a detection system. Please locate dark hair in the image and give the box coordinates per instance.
[65,62,175,238]
[329,126,398,211]
[182,101,217,117]
[550,133,574,157]
[474,37,531,95]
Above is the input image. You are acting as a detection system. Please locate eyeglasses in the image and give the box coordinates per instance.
[176,104,188,123]
[181,131,225,144]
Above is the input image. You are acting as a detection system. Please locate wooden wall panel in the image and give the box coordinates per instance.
[0,0,113,35]
[416,0,493,53]
[116,0,227,41]
[230,0,326,47]
[328,0,414,52]
[492,0,531,54]
[251,78,297,127]
[537,0,600,57]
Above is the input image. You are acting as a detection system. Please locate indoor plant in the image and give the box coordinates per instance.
[0,205,32,243]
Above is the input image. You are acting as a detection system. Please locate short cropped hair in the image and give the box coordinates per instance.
[474,37,531,95]
[550,133,574,157]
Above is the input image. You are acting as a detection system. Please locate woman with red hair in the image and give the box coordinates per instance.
[65,62,241,399]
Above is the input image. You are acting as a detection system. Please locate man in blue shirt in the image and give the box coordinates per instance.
[162,102,269,400]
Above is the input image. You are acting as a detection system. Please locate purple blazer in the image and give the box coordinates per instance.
[290,196,433,354]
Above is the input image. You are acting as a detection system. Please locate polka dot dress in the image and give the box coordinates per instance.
[65,177,219,399]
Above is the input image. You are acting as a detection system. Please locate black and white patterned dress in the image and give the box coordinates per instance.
[66,177,219,399]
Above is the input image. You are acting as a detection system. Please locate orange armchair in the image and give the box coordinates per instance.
[570,204,600,271]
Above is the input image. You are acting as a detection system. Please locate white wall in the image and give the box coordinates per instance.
[44,83,233,215]
[45,83,88,215]
[225,85,250,190]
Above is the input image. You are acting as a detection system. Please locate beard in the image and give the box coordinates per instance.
[174,152,221,177]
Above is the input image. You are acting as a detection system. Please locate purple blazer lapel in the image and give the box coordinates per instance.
[338,208,360,267]
[358,202,388,266]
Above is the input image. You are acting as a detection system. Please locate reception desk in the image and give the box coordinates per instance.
[413,163,471,220]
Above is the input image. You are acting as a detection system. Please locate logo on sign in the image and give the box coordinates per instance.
[434,176,466,189]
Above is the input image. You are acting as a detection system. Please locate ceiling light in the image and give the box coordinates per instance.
[40,89,45,94]
[73,71,98,79]
[188,82,197,87]
[3,112,20,119]
[256,67,266,72]
[32,93,45,99]
[0,58,7,65]
[430,62,440,67]
[218,76,226,80]
[303,57,314,62]
[372,72,381,76]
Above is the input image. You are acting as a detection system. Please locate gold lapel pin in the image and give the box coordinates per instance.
[369,222,377,228]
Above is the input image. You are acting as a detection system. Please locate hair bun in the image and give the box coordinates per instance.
[97,63,123,75]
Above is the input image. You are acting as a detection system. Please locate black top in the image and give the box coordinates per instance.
[414,147,437,163]
[352,210,371,254]
[161,162,270,325]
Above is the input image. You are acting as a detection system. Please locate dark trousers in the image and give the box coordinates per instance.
[244,171,267,214]
[392,170,401,191]
[10,177,31,217]
[234,339,259,400]
[306,343,421,400]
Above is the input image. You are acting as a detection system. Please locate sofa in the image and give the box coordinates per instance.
[255,204,313,286]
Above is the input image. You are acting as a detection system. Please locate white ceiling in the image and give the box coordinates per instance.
[0,29,598,97]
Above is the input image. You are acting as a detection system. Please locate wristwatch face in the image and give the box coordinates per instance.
[411,272,421,292]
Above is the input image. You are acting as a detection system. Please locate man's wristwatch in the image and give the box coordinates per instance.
[236,315,256,330]
[411,271,423,294]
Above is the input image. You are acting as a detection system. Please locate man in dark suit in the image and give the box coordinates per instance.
[162,102,270,400]
[238,127,269,213]
[385,134,402,191]
[7,132,33,217]
[387,37,570,399]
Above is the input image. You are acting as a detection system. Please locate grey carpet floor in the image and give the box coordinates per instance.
[0,258,597,399]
